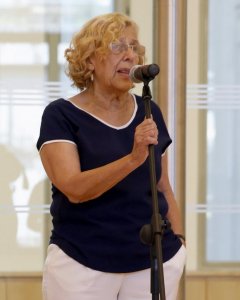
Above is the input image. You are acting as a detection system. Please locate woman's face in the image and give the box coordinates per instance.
[90,26,144,94]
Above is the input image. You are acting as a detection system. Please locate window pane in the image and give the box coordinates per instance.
[206,0,240,262]
[0,0,113,272]
[186,0,240,270]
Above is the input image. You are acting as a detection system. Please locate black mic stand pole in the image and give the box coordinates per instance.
[140,81,167,300]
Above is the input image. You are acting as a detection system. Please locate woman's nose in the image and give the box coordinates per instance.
[123,46,138,60]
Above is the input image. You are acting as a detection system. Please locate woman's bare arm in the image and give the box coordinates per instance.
[157,154,184,237]
[40,118,158,203]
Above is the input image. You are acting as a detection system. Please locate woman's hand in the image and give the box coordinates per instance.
[130,118,158,166]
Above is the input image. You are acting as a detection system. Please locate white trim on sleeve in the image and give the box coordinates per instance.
[39,140,76,152]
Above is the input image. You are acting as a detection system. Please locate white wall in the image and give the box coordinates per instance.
[129,0,154,96]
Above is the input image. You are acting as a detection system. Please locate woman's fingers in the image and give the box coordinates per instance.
[131,119,158,165]
[135,118,158,145]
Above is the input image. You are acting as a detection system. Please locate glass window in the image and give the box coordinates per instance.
[186,0,240,271]
[0,0,114,273]
[206,0,240,263]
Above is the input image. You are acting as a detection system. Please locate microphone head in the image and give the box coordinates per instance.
[129,64,160,83]
[147,64,160,78]
[129,65,142,83]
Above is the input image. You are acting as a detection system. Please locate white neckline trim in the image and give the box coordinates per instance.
[68,93,138,130]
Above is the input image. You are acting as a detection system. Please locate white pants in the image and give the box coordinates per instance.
[42,244,186,300]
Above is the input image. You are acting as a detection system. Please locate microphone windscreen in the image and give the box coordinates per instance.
[129,65,142,83]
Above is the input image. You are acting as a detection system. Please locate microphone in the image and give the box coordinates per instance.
[129,64,160,83]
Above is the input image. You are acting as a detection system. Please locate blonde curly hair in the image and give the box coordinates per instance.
[64,12,144,90]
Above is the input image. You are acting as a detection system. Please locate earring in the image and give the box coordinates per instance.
[91,72,94,82]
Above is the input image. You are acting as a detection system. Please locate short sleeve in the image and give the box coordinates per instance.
[151,101,172,155]
[36,100,76,151]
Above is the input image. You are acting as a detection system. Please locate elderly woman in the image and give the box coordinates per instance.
[37,12,186,300]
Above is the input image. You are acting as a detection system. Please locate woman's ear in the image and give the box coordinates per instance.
[87,57,95,71]
[88,63,94,71]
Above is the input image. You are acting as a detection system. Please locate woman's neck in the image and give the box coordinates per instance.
[69,88,135,127]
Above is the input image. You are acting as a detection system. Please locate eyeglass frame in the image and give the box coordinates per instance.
[109,41,146,57]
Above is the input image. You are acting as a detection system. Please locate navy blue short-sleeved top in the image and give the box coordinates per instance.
[36,94,182,273]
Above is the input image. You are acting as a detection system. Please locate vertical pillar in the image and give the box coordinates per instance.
[154,1,187,299]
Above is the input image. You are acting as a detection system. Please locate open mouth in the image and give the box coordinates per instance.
[117,68,130,75]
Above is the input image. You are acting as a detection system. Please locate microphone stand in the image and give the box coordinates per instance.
[140,81,169,300]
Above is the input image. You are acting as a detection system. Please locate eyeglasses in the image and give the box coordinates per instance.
[109,41,145,56]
